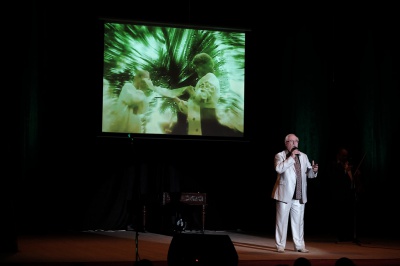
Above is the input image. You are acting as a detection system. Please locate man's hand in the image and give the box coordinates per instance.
[186,86,195,96]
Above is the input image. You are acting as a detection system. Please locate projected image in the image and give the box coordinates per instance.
[102,21,245,138]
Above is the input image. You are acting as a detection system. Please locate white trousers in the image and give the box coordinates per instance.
[275,199,306,250]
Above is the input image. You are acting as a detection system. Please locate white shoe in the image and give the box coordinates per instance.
[297,248,309,253]
[277,247,285,253]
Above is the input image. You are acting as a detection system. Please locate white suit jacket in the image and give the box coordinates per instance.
[271,150,317,204]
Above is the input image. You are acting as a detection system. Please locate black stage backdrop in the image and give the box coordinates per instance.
[3,2,399,249]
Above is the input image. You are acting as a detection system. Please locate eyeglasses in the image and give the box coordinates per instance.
[286,140,299,144]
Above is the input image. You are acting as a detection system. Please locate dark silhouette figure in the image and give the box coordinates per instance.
[328,147,362,242]
[134,259,154,266]
[335,257,356,266]
[293,257,312,266]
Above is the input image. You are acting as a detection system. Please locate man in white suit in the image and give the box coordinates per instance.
[108,70,150,133]
[271,133,319,253]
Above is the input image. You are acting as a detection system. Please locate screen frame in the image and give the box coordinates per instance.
[98,18,251,143]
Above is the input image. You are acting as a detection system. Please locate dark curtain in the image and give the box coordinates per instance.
[5,3,399,243]
[271,10,399,237]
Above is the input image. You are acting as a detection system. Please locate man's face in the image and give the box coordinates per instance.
[135,73,150,90]
[285,136,298,151]
[338,150,348,163]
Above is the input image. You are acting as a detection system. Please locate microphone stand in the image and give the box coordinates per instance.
[135,229,139,262]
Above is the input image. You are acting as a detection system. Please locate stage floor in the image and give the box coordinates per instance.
[1,230,400,266]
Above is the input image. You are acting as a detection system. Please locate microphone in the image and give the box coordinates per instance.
[291,147,300,157]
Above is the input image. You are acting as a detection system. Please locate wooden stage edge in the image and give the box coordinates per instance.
[1,230,400,266]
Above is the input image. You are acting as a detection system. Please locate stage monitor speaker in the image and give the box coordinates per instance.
[167,233,238,266]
